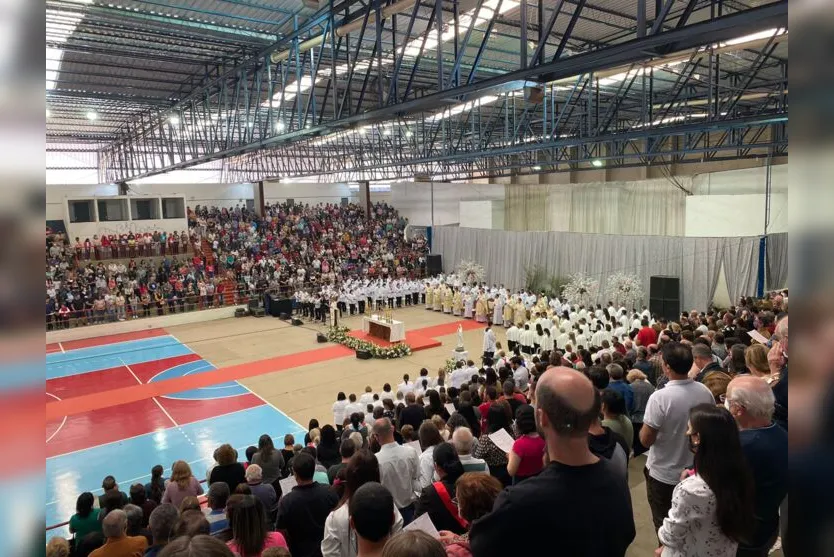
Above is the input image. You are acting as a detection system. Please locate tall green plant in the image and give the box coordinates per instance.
[524,265,548,293]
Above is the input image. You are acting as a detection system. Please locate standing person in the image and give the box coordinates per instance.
[414,443,468,535]
[657,404,754,557]
[161,461,204,508]
[251,434,286,496]
[472,405,512,487]
[725,376,788,557]
[482,326,496,362]
[69,493,102,543]
[371,418,420,525]
[275,452,339,557]
[627,369,655,457]
[506,405,545,483]
[348,483,397,557]
[469,368,635,556]
[209,444,246,492]
[640,343,716,537]
[144,504,178,557]
[321,450,404,557]
[600,389,634,455]
[418,421,446,489]
[245,465,277,517]
[226,495,288,557]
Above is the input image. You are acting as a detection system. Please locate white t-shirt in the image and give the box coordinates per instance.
[397,381,414,395]
[644,379,716,485]
[359,392,375,406]
[332,400,348,426]
[450,368,470,389]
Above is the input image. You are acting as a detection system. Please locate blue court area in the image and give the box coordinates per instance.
[45,335,305,541]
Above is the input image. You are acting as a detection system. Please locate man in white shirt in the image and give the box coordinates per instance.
[483,326,497,360]
[506,324,520,352]
[359,387,375,406]
[449,361,470,389]
[372,418,420,525]
[640,342,715,535]
[344,393,364,419]
[510,357,530,391]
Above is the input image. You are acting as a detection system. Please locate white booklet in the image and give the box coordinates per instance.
[444,403,456,416]
[488,428,516,454]
[748,329,770,345]
[279,475,297,497]
[404,512,440,539]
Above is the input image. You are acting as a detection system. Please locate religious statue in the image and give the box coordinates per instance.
[455,324,465,352]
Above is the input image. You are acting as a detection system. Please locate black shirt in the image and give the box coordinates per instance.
[209,463,246,493]
[469,459,635,557]
[739,423,788,549]
[415,477,467,535]
[399,404,426,432]
[275,482,339,557]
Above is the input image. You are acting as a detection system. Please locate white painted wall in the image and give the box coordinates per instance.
[63,195,188,241]
[459,200,505,229]
[262,181,357,205]
[391,182,505,226]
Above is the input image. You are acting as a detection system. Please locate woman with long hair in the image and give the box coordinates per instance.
[68,492,102,542]
[144,464,165,504]
[226,494,287,557]
[744,343,780,385]
[317,425,342,469]
[162,460,204,508]
[321,449,404,557]
[252,434,285,495]
[417,420,445,488]
[473,405,512,487]
[425,390,450,421]
[506,405,545,484]
[456,402,481,438]
[414,443,467,535]
[657,404,754,557]
[304,418,320,445]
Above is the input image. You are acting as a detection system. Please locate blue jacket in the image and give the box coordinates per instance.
[607,380,634,415]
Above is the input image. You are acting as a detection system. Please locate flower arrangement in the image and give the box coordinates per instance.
[604,272,644,308]
[443,357,458,374]
[561,273,600,307]
[327,326,412,359]
[456,260,485,285]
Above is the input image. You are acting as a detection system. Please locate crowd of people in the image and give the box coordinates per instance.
[45,202,429,329]
[48,289,788,557]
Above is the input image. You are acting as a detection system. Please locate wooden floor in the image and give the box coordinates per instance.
[163,305,743,557]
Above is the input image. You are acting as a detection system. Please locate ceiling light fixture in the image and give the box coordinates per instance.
[591,159,604,168]
[86,111,98,120]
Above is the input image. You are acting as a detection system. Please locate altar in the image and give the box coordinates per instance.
[363,315,406,343]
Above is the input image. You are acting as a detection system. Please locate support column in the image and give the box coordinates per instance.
[254,181,266,217]
[358,180,371,215]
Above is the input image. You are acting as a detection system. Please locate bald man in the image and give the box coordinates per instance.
[469,367,635,557]
[90,509,147,557]
[726,376,787,556]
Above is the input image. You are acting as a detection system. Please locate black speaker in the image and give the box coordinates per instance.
[252,308,266,317]
[316,333,328,343]
[279,312,290,320]
[234,308,247,318]
[292,318,303,326]
[356,349,372,360]
[427,254,442,276]
[649,276,680,321]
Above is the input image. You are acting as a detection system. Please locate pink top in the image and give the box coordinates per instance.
[227,532,288,556]
[161,476,204,508]
[511,434,546,478]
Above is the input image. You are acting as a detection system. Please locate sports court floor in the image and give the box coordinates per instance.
[45,307,675,555]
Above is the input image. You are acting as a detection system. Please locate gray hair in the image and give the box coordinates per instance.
[451,427,474,455]
[148,504,179,544]
[245,463,263,483]
[102,509,127,538]
[606,363,624,381]
[691,343,713,359]
[123,504,143,531]
[729,382,776,420]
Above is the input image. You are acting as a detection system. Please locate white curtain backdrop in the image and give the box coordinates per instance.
[505,177,688,235]
[766,233,788,290]
[434,226,762,311]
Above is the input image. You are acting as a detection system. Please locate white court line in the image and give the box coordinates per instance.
[120,358,180,428]
[166,332,305,431]
[59,343,65,354]
[46,392,67,444]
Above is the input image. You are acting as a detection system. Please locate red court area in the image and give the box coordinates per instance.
[46,352,262,457]
[47,328,168,354]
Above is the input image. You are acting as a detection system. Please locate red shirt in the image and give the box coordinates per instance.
[636,326,657,347]
[512,434,546,478]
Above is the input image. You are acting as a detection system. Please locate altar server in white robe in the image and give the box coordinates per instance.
[492,295,504,326]
[555,327,569,350]
[463,291,475,319]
